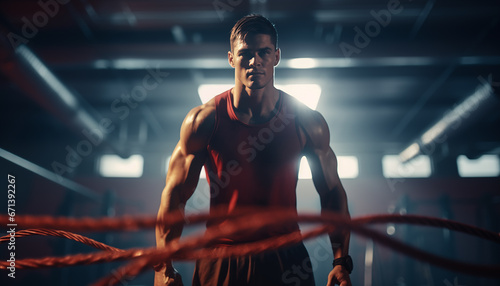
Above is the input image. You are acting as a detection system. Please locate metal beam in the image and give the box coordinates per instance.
[399,80,500,163]
[0,35,128,157]
[0,147,101,202]
[408,0,436,40]
[390,64,457,139]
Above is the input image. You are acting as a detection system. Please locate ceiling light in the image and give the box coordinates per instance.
[382,155,431,178]
[276,84,321,110]
[286,58,319,69]
[99,154,144,177]
[337,156,359,179]
[457,155,500,177]
[198,84,233,104]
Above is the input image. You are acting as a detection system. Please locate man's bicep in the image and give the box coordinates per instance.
[162,142,205,206]
[307,146,342,196]
[160,104,214,207]
[299,109,341,194]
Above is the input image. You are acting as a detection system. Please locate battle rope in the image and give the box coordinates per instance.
[1,208,499,286]
[0,228,123,252]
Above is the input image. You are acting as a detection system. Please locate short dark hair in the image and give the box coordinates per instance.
[230,14,278,51]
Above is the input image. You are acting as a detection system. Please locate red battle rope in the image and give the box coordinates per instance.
[0,228,123,252]
[1,208,499,285]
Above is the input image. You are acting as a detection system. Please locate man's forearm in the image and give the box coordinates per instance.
[155,188,186,269]
[155,210,184,249]
[320,186,351,259]
[328,220,350,259]
[323,205,350,259]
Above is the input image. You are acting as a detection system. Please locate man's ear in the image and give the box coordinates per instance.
[274,48,281,66]
[228,51,235,68]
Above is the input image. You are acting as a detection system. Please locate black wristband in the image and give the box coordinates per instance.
[333,255,353,274]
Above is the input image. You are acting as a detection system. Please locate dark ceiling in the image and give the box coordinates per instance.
[1,0,499,177]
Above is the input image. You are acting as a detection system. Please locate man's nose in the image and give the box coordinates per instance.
[249,55,261,67]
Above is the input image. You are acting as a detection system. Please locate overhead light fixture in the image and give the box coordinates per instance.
[99,154,144,177]
[286,58,319,69]
[299,155,359,179]
[457,155,500,177]
[382,155,432,178]
[399,82,496,163]
[399,142,421,163]
[17,45,79,109]
[198,84,321,110]
[277,84,321,110]
[337,156,359,179]
[197,84,233,104]
[91,56,500,70]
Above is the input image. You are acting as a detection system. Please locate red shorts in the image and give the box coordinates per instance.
[192,243,315,286]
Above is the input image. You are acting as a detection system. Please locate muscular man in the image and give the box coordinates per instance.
[155,14,352,286]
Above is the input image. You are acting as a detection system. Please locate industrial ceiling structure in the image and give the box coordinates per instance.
[1,0,499,178]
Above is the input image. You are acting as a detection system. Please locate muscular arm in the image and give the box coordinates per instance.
[298,108,351,285]
[154,103,215,285]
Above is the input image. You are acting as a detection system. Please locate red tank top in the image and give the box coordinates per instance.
[205,90,304,242]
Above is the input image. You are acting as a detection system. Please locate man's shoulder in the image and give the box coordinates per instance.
[184,99,217,135]
[280,91,326,127]
[280,90,329,147]
[186,89,230,125]
[178,101,217,153]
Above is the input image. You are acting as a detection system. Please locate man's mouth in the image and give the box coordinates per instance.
[248,71,264,76]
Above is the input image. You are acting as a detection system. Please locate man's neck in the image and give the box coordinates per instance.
[231,84,280,124]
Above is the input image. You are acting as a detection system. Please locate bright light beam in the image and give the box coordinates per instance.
[382,155,432,178]
[99,154,144,178]
[457,155,500,177]
[299,155,359,179]
[198,84,321,110]
[198,84,233,104]
[277,84,321,110]
[286,58,319,69]
[337,156,359,179]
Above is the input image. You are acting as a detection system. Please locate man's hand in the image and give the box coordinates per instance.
[154,264,183,286]
[163,267,182,286]
[326,265,351,286]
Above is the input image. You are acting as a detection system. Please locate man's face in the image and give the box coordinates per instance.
[228,34,280,90]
